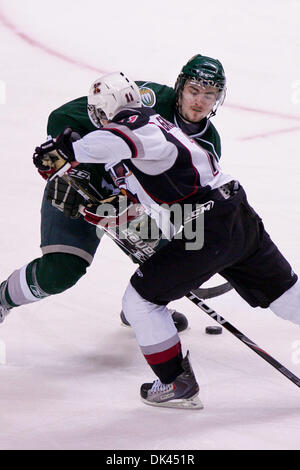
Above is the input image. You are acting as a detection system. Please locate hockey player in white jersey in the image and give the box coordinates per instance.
[33,72,300,409]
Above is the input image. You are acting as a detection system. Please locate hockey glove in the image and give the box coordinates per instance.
[37,167,56,181]
[82,195,144,228]
[47,177,86,218]
[33,128,80,178]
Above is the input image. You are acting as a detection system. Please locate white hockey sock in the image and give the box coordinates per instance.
[122,283,178,347]
[6,264,48,307]
[269,280,300,325]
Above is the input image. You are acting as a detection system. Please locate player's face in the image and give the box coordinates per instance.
[100,117,109,126]
[179,81,218,122]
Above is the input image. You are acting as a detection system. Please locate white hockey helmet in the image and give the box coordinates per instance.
[87,71,142,127]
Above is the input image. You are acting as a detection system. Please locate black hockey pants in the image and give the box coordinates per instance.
[131,185,297,308]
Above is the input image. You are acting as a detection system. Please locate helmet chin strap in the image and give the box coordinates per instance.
[208,109,217,119]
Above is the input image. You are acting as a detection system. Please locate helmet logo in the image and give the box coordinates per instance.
[93,83,101,94]
[199,71,213,79]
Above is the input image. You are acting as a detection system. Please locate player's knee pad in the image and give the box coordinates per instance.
[33,253,89,295]
[0,253,89,309]
[269,279,300,325]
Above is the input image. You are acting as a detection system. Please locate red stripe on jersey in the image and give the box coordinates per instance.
[102,127,138,158]
[144,342,182,365]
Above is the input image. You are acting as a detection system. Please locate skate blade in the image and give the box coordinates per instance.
[141,393,204,410]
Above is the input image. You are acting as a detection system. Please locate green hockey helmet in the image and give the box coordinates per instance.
[175,54,227,117]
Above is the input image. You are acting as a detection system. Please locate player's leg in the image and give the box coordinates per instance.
[0,253,89,318]
[220,204,298,323]
[120,308,189,332]
[122,283,201,409]
[269,281,300,323]
[0,187,101,322]
[122,232,226,409]
[122,195,248,408]
[119,217,189,332]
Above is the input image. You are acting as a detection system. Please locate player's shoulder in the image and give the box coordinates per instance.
[112,107,156,131]
[206,120,221,141]
[47,96,96,136]
[199,120,222,159]
[49,96,88,117]
[136,81,176,109]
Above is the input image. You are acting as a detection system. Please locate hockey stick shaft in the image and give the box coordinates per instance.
[67,175,300,388]
[186,292,300,387]
[192,282,232,299]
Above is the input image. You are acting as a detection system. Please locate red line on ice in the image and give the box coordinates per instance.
[0,7,106,75]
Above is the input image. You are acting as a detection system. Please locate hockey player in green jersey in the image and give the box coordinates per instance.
[0,55,226,331]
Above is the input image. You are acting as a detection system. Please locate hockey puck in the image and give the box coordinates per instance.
[205,326,222,335]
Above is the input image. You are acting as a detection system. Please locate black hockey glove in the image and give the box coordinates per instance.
[46,177,86,218]
[33,128,80,171]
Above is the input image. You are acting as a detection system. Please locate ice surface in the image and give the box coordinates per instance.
[0,0,299,450]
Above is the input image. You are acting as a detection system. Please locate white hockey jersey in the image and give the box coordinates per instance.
[72,107,232,233]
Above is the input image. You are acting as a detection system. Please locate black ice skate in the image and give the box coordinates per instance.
[120,309,189,333]
[140,352,203,410]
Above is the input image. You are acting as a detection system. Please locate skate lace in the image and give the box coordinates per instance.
[151,379,173,394]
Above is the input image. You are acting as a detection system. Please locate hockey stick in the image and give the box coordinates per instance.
[193,282,232,300]
[185,293,300,387]
[62,172,300,389]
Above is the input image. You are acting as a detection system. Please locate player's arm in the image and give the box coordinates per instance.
[34,128,145,233]
[34,121,131,170]
[72,129,132,166]
[37,97,94,180]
